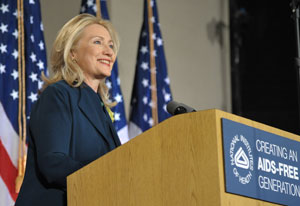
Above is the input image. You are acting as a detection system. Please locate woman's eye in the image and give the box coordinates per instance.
[109,44,114,49]
[94,40,101,44]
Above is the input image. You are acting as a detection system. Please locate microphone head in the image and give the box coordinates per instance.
[167,101,177,115]
[167,101,196,115]
[167,101,186,115]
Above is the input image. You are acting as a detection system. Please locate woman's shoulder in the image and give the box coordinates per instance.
[48,80,72,90]
[44,80,76,93]
[41,80,79,99]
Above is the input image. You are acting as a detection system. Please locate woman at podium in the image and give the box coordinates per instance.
[15,13,121,206]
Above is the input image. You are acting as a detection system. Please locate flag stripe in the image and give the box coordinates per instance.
[0,177,14,206]
[128,122,142,139]
[117,125,129,144]
[0,103,19,168]
[0,139,18,202]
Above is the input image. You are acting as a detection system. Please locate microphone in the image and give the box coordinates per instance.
[167,101,196,115]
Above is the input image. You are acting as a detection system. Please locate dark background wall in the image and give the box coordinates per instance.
[230,0,300,134]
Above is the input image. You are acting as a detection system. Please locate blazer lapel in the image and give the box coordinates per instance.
[78,86,110,144]
[103,107,122,146]
[109,123,121,146]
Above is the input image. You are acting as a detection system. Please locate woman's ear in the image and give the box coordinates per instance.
[70,50,79,64]
[70,49,77,62]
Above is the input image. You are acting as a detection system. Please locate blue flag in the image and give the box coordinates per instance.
[129,0,172,138]
[0,0,47,204]
[80,0,129,144]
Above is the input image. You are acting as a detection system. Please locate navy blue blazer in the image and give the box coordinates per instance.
[15,80,121,206]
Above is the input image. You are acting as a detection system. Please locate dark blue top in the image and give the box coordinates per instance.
[15,80,121,206]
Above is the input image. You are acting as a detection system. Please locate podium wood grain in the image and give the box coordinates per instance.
[67,109,298,205]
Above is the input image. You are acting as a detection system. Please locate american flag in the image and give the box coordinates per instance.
[0,0,47,205]
[80,0,129,144]
[128,0,172,138]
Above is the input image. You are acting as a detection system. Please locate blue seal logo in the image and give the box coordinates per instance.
[230,134,254,184]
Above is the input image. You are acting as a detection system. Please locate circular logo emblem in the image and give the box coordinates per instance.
[229,134,254,184]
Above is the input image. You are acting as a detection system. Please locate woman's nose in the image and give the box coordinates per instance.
[103,44,113,57]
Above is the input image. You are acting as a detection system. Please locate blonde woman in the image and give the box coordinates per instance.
[16,14,121,206]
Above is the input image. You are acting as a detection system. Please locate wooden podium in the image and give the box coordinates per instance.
[67,109,298,205]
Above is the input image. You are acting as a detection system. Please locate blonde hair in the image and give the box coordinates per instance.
[42,13,119,107]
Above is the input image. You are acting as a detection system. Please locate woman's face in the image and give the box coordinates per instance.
[73,24,116,81]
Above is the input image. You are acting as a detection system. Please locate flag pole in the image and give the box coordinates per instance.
[16,0,23,193]
[21,0,27,183]
[15,0,26,193]
[147,0,158,126]
[96,0,102,18]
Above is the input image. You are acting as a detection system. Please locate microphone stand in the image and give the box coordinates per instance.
[291,0,300,133]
